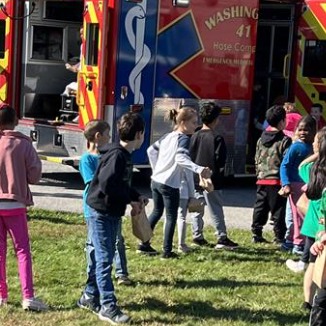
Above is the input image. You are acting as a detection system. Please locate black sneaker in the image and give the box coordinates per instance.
[160,251,179,260]
[215,237,238,249]
[136,244,159,256]
[99,305,131,324]
[252,235,269,243]
[192,238,209,246]
[77,293,100,314]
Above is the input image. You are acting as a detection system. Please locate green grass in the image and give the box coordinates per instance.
[0,209,309,326]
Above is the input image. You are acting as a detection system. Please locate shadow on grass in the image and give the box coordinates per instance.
[186,246,286,264]
[140,277,297,289]
[27,214,84,226]
[32,192,82,199]
[126,298,308,325]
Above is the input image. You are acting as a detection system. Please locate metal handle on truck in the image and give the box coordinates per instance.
[283,54,290,79]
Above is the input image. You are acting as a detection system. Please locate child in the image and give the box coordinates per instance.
[280,115,316,254]
[251,105,292,243]
[0,104,48,311]
[286,127,326,312]
[307,152,326,325]
[189,102,238,249]
[77,120,132,315]
[310,103,325,130]
[138,107,211,259]
[85,112,147,324]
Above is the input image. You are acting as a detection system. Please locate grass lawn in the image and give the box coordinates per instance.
[0,209,309,326]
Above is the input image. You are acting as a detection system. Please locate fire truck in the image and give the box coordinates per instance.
[0,0,325,174]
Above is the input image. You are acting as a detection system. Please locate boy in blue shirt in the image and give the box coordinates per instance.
[77,119,132,316]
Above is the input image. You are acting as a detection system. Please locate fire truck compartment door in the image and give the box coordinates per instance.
[77,0,108,127]
[0,5,14,104]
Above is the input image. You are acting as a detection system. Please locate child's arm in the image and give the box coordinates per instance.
[299,153,318,169]
[26,143,42,184]
[79,154,98,185]
[280,144,297,194]
[214,136,227,172]
[147,140,161,170]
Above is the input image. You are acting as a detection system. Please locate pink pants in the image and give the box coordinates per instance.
[289,182,305,246]
[0,208,34,300]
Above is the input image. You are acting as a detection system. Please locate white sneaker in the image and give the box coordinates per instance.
[178,244,192,253]
[0,298,7,306]
[286,259,306,273]
[22,297,48,311]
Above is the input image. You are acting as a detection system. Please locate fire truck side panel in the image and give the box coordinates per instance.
[295,0,326,129]
[113,0,159,165]
[0,0,16,105]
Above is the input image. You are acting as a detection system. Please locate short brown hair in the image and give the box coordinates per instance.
[0,104,16,126]
[118,112,145,141]
[84,119,110,142]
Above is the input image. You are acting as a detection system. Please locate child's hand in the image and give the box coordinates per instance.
[283,185,291,195]
[199,176,214,193]
[311,241,325,256]
[278,186,290,197]
[200,167,212,179]
[138,195,149,208]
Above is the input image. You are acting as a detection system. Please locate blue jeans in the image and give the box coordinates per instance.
[84,218,128,299]
[285,198,294,242]
[148,181,179,253]
[87,208,121,306]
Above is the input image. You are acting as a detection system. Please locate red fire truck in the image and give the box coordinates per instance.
[0,0,325,174]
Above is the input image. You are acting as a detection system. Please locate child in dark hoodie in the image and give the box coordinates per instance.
[86,112,147,324]
[251,105,292,243]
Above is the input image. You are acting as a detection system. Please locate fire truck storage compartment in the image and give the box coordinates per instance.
[21,0,83,121]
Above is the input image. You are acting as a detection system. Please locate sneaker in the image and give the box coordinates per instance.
[302,301,312,312]
[77,293,100,314]
[215,237,239,249]
[0,298,7,306]
[161,251,179,260]
[292,245,304,255]
[22,297,48,312]
[192,238,210,246]
[281,241,294,252]
[252,235,269,243]
[178,244,192,253]
[99,304,131,324]
[286,259,306,273]
[136,244,159,256]
[116,276,132,286]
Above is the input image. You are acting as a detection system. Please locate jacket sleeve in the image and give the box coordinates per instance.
[254,139,261,176]
[280,143,297,186]
[280,148,291,186]
[26,142,42,184]
[147,140,160,170]
[175,135,205,175]
[215,136,227,171]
